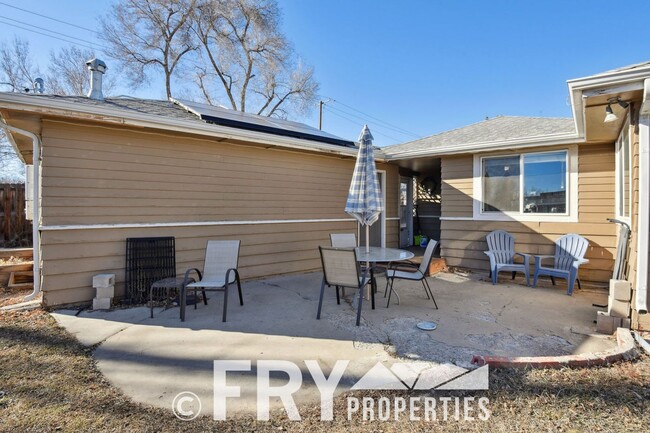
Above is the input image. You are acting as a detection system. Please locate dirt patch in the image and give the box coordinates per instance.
[0,287,35,308]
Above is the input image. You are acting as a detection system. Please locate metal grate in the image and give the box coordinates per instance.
[125,237,176,304]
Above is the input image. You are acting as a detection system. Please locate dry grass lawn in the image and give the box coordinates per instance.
[0,309,649,433]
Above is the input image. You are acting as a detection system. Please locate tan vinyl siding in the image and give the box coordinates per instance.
[440,156,473,217]
[40,120,389,224]
[440,143,617,284]
[38,120,399,306]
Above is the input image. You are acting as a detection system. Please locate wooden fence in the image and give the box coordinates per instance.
[0,183,32,247]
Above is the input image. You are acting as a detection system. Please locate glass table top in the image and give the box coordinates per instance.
[354,246,415,263]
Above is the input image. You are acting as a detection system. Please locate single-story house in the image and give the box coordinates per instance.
[0,60,648,330]
[382,61,650,331]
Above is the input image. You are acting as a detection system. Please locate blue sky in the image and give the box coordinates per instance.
[0,0,649,147]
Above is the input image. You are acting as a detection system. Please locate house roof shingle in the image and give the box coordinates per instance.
[383,116,576,156]
[2,93,355,147]
[17,94,201,122]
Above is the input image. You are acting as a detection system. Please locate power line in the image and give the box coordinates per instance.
[0,7,210,72]
[0,15,109,52]
[325,103,416,140]
[0,18,103,53]
[0,1,100,35]
[323,106,402,143]
[325,98,422,138]
[330,98,421,137]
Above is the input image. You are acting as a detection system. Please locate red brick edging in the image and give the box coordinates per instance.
[471,328,638,369]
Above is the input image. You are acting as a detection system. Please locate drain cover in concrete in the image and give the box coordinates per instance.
[417,321,438,331]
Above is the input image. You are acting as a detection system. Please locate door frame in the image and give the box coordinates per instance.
[399,175,414,247]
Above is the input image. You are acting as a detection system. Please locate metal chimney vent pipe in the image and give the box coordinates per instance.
[86,58,107,101]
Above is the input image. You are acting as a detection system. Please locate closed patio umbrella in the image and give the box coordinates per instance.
[345,125,384,253]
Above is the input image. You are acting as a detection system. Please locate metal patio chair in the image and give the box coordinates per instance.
[533,234,589,295]
[330,233,357,248]
[384,240,439,308]
[181,240,243,322]
[317,246,374,326]
[484,230,531,285]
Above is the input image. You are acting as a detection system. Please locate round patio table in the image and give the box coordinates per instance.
[354,247,415,302]
[355,246,415,264]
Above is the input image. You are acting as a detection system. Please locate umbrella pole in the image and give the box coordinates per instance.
[365,225,370,253]
[365,224,371,300]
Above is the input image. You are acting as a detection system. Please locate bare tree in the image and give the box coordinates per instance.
[0,36,40,93]
[0,131,24,183]
[0,37,36,182]
[101,0,197,99]
[192,0,319,118]
[47,46,117,96]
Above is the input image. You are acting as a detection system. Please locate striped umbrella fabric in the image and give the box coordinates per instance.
[345,125,384,231]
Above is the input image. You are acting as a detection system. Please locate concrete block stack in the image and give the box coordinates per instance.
[597,279,632,334]
[92,273,115,310]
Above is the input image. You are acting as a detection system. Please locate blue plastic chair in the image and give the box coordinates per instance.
[533,234,589,295]
[484,230,531,285]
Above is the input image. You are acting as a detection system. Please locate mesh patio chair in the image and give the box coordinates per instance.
[384,240,439,308]
[317,246,374,326]
[484,230,531,285]
[330,233,359,296]
[181,240,242,322]
[533,234,589,295]
[330,233,357,248]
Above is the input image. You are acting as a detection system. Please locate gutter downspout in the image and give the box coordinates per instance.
[636,78,650,315]
[0,119,41,301]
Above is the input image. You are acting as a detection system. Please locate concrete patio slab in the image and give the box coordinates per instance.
[51,271,616,418]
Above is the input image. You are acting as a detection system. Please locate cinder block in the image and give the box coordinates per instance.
[597,311,622,335]
[92,297,111,310]
[93,273,115,288]
[608,299,630,318]
[95,285,114,299]
[609,279,632,302]
[622,318,631,329]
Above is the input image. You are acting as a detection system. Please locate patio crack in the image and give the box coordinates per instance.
[258,280,313,301]
[88,324,134,351]
[494,299,513,326]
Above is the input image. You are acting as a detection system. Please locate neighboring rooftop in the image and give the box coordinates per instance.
[0,93,354,148]
[383,116,576,157]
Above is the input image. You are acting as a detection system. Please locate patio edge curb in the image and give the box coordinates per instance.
[470,328,638,369]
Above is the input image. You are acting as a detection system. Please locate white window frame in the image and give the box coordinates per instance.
[472,146,578,222]
[614,117,632,223]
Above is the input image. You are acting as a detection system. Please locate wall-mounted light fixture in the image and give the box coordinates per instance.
[604,97,630,123]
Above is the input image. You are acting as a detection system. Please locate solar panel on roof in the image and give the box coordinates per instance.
[172,98,355,147]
